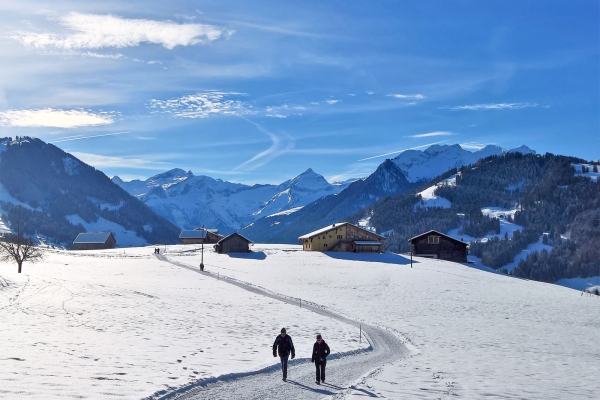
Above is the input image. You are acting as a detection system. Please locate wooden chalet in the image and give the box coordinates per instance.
[408,230,468,262]
[179,228,224,244]
[299,222,385,253]
[73,232,116,250]
[214,232,253,254]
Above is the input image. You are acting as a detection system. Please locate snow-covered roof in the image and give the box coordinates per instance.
[195,228,219,234]
[73,232,114,244]
[298,222,385,240]
[180,230,209,239]
[408,230,466,245]
[354,241,383,245]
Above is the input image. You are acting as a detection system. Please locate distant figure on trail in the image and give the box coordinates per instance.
[273,328,295,381]
[200,263,204,271]
[312,334,330,385]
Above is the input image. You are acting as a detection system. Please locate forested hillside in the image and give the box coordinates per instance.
[0,137,180,246]
[351,153,600,282]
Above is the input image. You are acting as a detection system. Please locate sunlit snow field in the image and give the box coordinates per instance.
[0,247,364,399]
[174,244,599,399]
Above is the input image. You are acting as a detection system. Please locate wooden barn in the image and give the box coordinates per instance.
[179,228,224,244]
[214,232,253,254]
[299,222,385,253]
[73,232,116,250]
[408,230,468,262]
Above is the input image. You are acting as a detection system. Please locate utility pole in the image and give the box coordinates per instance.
[200,224,205,271]
[409,212,413,268]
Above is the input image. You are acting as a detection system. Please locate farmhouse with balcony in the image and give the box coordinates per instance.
[299,222,385,253]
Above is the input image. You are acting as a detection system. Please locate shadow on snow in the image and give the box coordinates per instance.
[226,251,267,260]
[323,251,415,266]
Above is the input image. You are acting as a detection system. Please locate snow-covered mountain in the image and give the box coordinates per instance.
[0,137,180,246]
[113,168,351,232]
[241,159,414,243]
[392,144,535,183]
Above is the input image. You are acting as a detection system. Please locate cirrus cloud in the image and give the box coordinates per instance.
[407,131,453,138]
[0,108,116,128]
[448,102,540,111]
[388,93,426,100]
[149,91,254,118]
[10,12,231,50]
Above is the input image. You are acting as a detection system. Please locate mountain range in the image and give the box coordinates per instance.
[0,137,180,246]
[113,168,352,233]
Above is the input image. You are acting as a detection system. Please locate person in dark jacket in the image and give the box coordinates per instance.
[273,328,295,381]
[311,334,330,384]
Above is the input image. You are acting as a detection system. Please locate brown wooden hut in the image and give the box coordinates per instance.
[214,232,252,254]
[73,232,116,250]
[179,229,224,244]
[408,230,468,262]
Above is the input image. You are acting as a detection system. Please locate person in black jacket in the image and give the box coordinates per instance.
[272,328,295,381]
[311,334,330,384]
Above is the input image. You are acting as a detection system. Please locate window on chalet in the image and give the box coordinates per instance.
[337,235,342,239]
[324,243,327,247]
[427,236,440,244]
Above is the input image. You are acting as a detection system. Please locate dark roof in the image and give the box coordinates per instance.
[408,230,467,246]
[73,232,114,244]
[299,222,385,240]
[217,232,253,244]
[179,229,222,239]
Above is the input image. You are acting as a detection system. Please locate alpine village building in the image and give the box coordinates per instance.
[73,232,117,250]
[408,230,468,263]
[179,228,224,244]
[214,232,253,254]
[299,222,385,253]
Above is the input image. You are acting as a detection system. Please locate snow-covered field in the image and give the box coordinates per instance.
[1,244,598,399]
[172,245,600,399]
[0,247,364,399]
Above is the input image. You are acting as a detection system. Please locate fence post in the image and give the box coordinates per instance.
[300,299,302,308]
[360,324,362,343]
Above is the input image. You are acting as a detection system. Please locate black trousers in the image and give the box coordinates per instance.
[280,355,289,379]
[315,359,326,382]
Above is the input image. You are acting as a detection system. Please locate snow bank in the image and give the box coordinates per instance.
[414,175,455,209]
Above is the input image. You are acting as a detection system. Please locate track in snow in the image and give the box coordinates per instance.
[151,254,410,400]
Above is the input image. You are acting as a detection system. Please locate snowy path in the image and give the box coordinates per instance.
[153,254,410,400]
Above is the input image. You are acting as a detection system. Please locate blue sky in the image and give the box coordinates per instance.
[0,1,598,184]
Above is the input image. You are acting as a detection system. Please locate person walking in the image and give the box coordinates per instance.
[311,334,330,385]
[272,328,295,381]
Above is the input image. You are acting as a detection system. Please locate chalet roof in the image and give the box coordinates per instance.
[180,230,223,239]
[298,222,385,240]
[217,232,253,244]
[73,232,114,244]
[408,230,467,246]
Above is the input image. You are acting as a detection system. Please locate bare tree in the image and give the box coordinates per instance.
[0,234,44,273]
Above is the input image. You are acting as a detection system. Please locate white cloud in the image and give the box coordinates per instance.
[448,102,540,110]
[149,91,253,118]
[388,94,426,100]
[408,131,453,138]
[265,104,305,118]
[70,151,172,170]
[11,12,231,50]
[0,108,115,128]
[326,99,340,105]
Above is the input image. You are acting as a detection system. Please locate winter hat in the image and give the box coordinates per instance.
[316,334,322,340]
[281,328,286,334]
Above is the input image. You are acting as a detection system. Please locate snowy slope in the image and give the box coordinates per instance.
[392,144,535,183]
[0,246,365,399]
[113,169,350,232]
[184,245,599,400]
